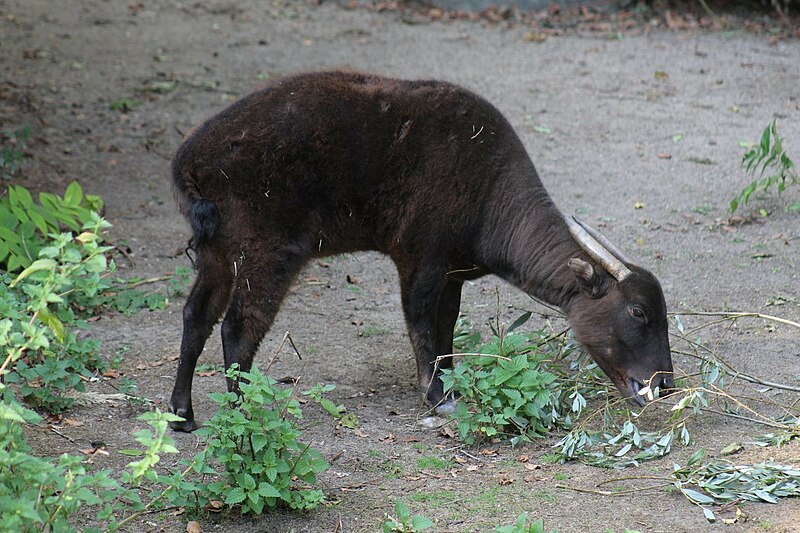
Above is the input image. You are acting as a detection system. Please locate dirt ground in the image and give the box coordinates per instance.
[2,0,800,531]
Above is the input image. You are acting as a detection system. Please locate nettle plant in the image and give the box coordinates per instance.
[166,366,330,513]
[441,312,599,446]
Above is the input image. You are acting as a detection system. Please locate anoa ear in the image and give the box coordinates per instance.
[568,258,611,298]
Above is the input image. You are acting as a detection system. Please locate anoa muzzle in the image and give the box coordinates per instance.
[167,70,674,431]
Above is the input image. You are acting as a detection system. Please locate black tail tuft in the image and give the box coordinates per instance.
[188,198,220,249]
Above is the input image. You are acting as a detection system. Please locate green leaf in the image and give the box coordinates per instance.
[225,487,246,505]
[118,449,144,456]
[258,482,281,498]
[681,488,715,505]
[38,307,65,343]
[64,181,84,207]
[702,507,716,522]
[507,311,532,333]
[10,258,56,286]
[411,515,434,530]
[687,448,705,466]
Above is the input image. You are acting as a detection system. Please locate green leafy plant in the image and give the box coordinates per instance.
[0,403,182,533]
[1,127,30,180]
[731,120,797,212]
[441,314,589,446]
[494,513,558,533]
[168,366,329,514]
[0,182,104,272]
[1,215,113,412]
[1,185,190,412]
[382,499,434,532]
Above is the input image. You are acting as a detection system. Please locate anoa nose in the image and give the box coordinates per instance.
[657,372,675,392]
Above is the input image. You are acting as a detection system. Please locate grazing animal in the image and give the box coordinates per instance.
[168,71,674,431]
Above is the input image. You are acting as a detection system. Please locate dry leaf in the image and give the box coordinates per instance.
[186,521,201,533]
[523,31,547,43]
[657,153,672,159]
[102,369,121,378]
[524,463,542,471]
[498,476,514,485]
[438,426,457,439]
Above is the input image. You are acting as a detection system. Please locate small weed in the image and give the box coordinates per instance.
[383,499,433,532]
[194,363,222,374]
[731,119,797,212]
[552,472,569,481]
[494,513,558,533]
[110,98,140,112]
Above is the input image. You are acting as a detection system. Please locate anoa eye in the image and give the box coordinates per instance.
[629,306,647,323]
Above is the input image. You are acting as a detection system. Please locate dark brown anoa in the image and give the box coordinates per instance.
[168,70,674,431]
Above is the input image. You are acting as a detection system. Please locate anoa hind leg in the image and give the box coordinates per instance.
[169,243,234,431]
[220,246,309,391]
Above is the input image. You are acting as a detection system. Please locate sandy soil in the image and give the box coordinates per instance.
[2,0,800,531]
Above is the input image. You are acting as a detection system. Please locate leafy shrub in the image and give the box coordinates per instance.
[1,184,189,413]
[441,323,587,446]
[1,215,113,412]
[167,366,329,514]
[731,120,797,212]
[0,181,104,272]
[0,402,181,533]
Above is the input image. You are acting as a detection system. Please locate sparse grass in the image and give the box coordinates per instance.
[409,490,458,507]
[360,325,391,337]
[533,490,556,504]
[416,455,453,471]
[539,453,562,464]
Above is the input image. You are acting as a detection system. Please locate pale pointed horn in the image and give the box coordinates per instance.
[565,215,633,282]
[571,216,630,263]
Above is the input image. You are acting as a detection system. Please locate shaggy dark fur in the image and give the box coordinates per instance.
[168,71,674,431]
